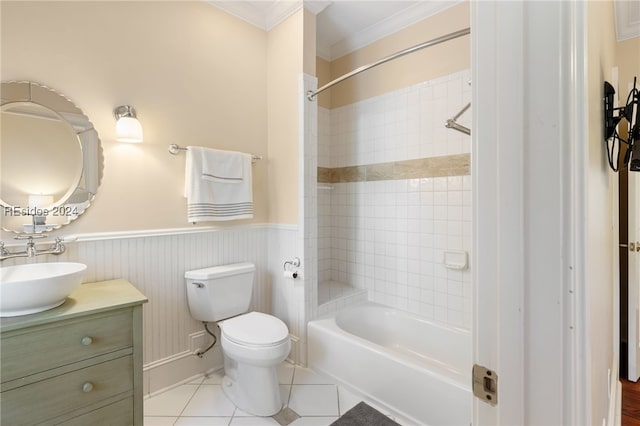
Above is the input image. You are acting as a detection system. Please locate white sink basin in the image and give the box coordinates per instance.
[0,262,87,317]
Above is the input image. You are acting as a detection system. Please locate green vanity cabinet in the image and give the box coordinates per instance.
[0,280,147,425]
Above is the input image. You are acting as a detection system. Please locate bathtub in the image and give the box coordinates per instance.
[308,302,471,426]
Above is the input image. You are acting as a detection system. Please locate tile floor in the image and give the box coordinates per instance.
[144,362,399,426]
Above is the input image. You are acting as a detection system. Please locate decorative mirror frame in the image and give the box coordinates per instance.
[1,81,104,234]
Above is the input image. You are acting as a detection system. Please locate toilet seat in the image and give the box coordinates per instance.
[222,312,289,347]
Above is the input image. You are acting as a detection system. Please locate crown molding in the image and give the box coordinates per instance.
[206,1,303,31]
[206,1,465,61]
[303,0,331,16]
[326,0,462,61]
[614,0,640,41]
[265,1,303,31]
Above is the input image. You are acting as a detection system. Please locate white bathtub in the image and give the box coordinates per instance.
[308,302,471,426]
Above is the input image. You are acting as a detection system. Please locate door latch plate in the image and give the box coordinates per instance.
[473,364,498,406]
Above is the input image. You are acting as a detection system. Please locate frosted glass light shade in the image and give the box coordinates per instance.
[115,116,143,143]
[28,194,54,209]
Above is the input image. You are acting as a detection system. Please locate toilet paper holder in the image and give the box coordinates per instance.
[283,257,300,279]
[283,257,301,270]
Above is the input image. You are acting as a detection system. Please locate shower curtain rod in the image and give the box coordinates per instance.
[306,27,471,101]
[445,102,471,135]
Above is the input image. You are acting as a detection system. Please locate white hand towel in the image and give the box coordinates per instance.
[185,146,253,222]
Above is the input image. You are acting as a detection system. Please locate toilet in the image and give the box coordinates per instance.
[185,262,291,416]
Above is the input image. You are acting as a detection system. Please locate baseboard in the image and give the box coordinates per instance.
[144,365,224,400]
[143,331,224,396]
[287,334,300,364]
[143,332,301,396]
[607,358,621,426]
[613,380,621,426]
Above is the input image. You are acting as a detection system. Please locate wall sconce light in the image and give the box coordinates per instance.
[114,105,143,143]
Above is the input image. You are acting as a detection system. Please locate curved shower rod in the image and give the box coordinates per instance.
[306,27,471,101]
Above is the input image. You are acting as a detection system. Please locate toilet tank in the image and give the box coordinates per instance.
[185,262,256,322]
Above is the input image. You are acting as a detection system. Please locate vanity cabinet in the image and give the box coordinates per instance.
[0,279,147,425]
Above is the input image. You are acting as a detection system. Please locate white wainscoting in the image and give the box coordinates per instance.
[4,225,309,395]
[266,225,304,364]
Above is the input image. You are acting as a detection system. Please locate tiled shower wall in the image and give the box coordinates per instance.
[318,69,472,329]
[327,69,471,167]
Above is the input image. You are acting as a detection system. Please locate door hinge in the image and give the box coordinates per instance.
[473,364,498,406]
[619,243,640,251]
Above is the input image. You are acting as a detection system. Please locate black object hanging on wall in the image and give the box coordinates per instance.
[604,77,639,172]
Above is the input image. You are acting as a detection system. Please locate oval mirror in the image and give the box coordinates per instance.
[0,82,103,234]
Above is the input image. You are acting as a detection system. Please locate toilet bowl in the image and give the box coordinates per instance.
[184,263,291,416]
[220,312,291,416]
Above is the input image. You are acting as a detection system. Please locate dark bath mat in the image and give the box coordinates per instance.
[331,401,401,426]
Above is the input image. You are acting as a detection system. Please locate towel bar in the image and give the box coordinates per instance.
[168,144,262,162]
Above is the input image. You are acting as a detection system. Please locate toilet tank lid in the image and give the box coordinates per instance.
[185,262,255,280]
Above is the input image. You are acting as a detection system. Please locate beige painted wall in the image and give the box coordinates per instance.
[1,1,468,233]
[316,57,332,109]
[325,2,470,109]
[617,36,640,93]
[303,9,317,77]
[1,1,268,235]
[266,9,304,225]
[586,0,623,423]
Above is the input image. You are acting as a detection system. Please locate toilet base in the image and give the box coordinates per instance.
[218,316,291,417]
[221,364,283,416]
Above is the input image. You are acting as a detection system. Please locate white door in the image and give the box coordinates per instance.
[629,169,640,381]
[473,1,588,424]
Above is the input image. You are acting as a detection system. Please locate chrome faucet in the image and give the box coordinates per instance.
[0,236,65,261]
[0,241,10,259]
[26,238,36,257]
[35,238,66,256]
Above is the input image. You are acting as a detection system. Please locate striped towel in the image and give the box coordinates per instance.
[184,146,253,222]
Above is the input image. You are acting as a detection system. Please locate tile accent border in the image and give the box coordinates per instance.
[317,153,470,183]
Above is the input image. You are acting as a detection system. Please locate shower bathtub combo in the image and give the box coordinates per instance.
[308,302,472,426]
[306,26,473,426]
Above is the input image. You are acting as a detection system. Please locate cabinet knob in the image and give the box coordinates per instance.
[637,242,640,252]
[82,382,94,393]
[81,336,93,346]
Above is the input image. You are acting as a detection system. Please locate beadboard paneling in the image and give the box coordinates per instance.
[5,227,270,372]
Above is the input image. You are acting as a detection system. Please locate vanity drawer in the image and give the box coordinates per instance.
[1,355,133,426]
[57,397,133,426]
[0,309,132,383]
